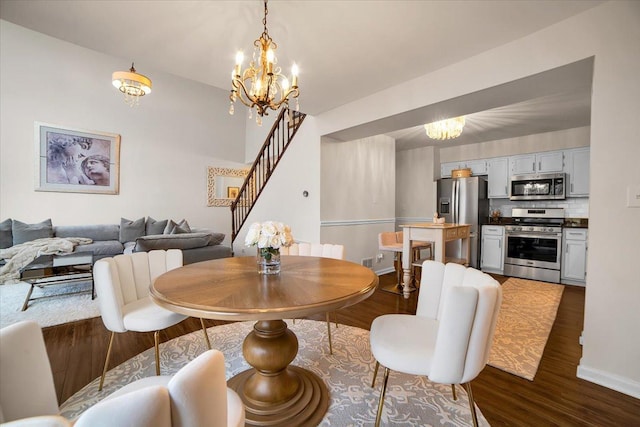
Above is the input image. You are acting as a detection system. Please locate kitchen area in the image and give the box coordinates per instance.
[437,146,589,286]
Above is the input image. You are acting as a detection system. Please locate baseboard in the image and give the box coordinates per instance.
[375,267,395,276]
[577,362,640,399]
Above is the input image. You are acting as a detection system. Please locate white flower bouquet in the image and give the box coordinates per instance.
[245,221,294,261]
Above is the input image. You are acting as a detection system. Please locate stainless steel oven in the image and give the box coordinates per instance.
[503,208,564,283]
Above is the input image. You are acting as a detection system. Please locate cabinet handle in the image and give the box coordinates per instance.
[532,162,535,170]
[571,183,574,192]
[538,161,541,170]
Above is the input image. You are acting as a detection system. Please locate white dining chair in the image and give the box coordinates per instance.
[280,242,345,354]
[370,260,502,427]
[93,249,211,391]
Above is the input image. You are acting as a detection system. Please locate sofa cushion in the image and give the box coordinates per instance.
[74,241,125,258]
[55,224,120,241]
[0,218,12,249]
[134,233,214,252]
[12,219,53,245]
[120,217,146,243]
[146,217,168,235]
[209,233,225,245]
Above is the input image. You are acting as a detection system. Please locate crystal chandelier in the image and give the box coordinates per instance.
[112,63,152,107]
[229,0,300,125]
[424,116,466,140]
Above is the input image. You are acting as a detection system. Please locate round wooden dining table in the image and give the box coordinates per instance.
[150,255,378,427]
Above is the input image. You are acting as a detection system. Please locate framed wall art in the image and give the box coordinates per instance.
[207,167,250,207]
[35,122,120,194]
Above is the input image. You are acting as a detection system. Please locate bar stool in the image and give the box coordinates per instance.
[378,232,432,294]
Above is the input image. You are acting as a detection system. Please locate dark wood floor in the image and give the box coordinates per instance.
[42,273,640,425]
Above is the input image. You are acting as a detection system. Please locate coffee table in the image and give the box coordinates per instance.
[151,255,378,427]
[19,252,94,311]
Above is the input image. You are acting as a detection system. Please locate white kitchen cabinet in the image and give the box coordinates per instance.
[487,157,509,198]
[440,162,460,178]
[441,160,487,178]
[462,159,488,175]
[481,225,504,274]
[565,147,590,197]
[561,228,588,286]
[510,151,564,175]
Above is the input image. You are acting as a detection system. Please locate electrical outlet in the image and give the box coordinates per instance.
[376,253,384,263]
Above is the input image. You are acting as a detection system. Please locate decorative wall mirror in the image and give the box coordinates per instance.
[207,167,249,207]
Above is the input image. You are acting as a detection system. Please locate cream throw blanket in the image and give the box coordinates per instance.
[0,237,93,284]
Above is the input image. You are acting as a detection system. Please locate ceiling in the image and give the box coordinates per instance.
[0,0,600,150]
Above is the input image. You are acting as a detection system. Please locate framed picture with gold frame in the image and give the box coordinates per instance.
[35,122,120,194]
[227,186,240,199]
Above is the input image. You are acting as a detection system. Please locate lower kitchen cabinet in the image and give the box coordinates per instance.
[481,225,504,274]
[561,228,588,286]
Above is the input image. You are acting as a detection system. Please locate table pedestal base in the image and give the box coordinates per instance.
[228,366,328,426]
[227,319,329,426]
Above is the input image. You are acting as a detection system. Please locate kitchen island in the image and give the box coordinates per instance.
[400,223,470,298]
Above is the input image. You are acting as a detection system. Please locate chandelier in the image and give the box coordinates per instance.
[112,63,152,107]
[229,0,300,125]
[424,116,466,140]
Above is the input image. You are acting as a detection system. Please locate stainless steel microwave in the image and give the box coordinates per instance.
[509,172,566,201]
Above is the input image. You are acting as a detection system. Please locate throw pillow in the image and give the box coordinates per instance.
[163,220,178,234]
[0,218,13,249]
[146,217,168,235]
[209,232,225,245]
[11,219,53,245]
[120,217,146,243]
[134,233,214,252]
[164,219,191,235]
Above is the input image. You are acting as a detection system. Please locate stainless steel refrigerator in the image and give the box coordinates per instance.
[436,176,489,268]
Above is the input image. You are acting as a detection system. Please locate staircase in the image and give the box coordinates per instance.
[231,108,306,245]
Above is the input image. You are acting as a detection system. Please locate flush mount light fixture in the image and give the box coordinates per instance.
[229,0,300,125]
[424,116,466,140]
[112,63,152,107]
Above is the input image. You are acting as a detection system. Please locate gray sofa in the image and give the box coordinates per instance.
[0,217,232,265]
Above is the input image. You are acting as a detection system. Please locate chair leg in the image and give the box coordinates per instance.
[451,384,457,400]
[325,312,333,355]
[200,318,212,350]
[154,330,160,376]
[98,331,115,391]
[371,360,380,387]
[375,367,390,427]
[464,382,479,427]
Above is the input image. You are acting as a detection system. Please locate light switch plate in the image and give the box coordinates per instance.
[627,185,640,208]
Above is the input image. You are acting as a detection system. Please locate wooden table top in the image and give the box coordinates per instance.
[401,222,470,229]
[151,256,379,321]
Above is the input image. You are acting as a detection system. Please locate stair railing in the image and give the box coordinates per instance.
[231,108,306,245]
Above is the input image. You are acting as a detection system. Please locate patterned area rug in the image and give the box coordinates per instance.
[488,277,565,381]
[0,280,99,329]
[60,320,490,426]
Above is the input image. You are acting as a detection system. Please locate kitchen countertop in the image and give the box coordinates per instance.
[485,217,589,228]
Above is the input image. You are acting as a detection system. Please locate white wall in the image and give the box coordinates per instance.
[313,1,640,397]
[396,145,436,223]
[0,21,246,243]
[320,135,395,272]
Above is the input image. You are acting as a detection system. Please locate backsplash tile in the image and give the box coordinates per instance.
[490,198,589,218]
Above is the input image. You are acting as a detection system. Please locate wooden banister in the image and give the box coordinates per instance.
[231,108,306,245]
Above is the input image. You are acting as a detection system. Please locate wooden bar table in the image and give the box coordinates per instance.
[400,223,470,298]
[151,255,378,427]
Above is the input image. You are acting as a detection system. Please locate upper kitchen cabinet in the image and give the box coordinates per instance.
[487,157,509,198]
[510,150,564,175]
[440,159,487,178]
[565,147,590,197]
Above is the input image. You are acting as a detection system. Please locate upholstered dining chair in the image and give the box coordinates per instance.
[93,249,211,391]
[74,349,245,427]
[369,260,502,427]
[0,320,71,426]
[280,242,345,354]
[0,321,244,427]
